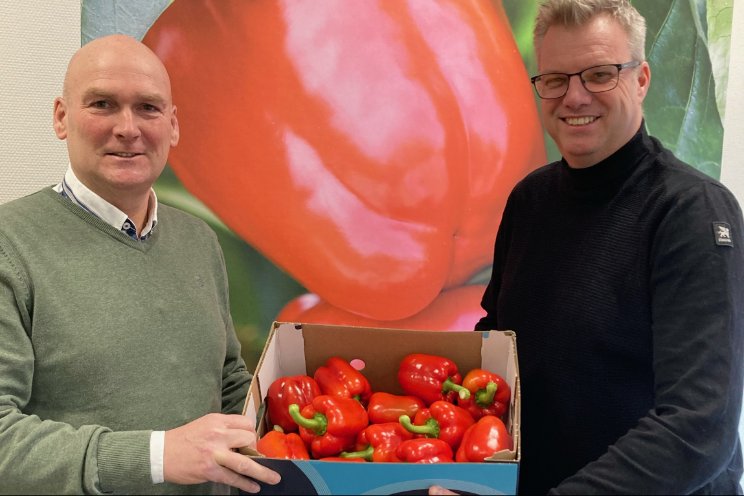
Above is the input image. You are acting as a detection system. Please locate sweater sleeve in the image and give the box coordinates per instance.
[211,236,252,415]
[220,316,252,415]
[552,181,744,494]
[0,237,153,495]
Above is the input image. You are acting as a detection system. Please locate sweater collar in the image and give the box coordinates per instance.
[559,122,651,196]
[54,165,159,240]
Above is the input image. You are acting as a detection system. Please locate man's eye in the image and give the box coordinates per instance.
[141,103,162,113]
[91,100,111,109]
[585,71,613,83]
[542,75,567,89]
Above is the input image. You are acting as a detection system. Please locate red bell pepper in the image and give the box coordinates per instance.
[256,426,311,460]
[398,353,470,405]
[457,368,511,420]
[267,374,321,432]
[399,400,475,451]
[367,392,425,424]
[314,356,372,405]
[143,1,546,321]
[288,395,369,459]
[340,422,414,462]
[455,415,513,462]
[396,438,454,463]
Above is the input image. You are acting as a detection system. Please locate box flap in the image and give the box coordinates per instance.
[299,323,487,395]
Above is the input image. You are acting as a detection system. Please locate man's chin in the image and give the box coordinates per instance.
[561,146,602,168]
[104,174,158,194]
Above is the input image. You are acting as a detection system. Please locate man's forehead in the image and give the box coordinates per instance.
[64,37,172,98]
[79,85,170,104]
[538,22,630,72]
[65,60,173,101]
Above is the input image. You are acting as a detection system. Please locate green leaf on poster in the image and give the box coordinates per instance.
[80,0,172,44]
[707,0,733,121]
[634,0,722,179]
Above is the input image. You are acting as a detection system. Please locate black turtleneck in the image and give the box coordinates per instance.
[477,124,744,494]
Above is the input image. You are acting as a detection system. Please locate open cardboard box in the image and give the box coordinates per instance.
[241,322,521,495]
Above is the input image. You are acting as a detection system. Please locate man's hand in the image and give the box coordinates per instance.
[429,486,458,495]
[164,413,281,493]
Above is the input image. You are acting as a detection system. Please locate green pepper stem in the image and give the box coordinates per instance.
[443,377,471,401]
[475,381,498,407]
[340,444,374,461]
[399,415,440,438]
[288,404,327,435]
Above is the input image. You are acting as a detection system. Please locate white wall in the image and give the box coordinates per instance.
[721,0,744,204]
[0,1,79,202]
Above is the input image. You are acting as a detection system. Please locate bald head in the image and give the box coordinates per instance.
[53,33,179,217]
[63,34,173,103]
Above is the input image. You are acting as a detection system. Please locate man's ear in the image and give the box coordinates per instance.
[53,97,68,140]
[170,105,180,147]
[637,61,651,102]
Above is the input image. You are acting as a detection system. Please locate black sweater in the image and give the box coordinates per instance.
[477,125,744,494]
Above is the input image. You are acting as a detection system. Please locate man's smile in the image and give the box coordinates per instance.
[562,116,598,126]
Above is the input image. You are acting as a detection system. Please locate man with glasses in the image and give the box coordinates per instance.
[433,0,744,494]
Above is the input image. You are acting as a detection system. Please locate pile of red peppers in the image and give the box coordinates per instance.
[257,354,512,463]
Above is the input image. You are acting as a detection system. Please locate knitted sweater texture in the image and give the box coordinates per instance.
[0,188,250,494]
[477,126,744,494]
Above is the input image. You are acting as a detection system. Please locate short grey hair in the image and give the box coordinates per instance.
[534,0,646,61]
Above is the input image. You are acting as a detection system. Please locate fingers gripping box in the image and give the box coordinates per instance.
[241,322,521,495]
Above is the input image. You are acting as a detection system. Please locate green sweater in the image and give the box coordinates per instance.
[0,188,251,495]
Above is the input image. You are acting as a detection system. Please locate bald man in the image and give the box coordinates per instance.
[0,35,280,494]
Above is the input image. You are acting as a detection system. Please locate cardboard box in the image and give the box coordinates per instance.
[241,322,521,495]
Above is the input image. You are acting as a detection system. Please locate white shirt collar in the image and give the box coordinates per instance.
[54,165,159,239]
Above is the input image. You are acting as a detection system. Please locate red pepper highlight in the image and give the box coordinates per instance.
[396,438,454,463]
[313,356,372,405]
[455,415,513,462]
[457,368,511,420]
[367,392,425,425]
[267,375,321,433]
[399,401,475,451]
[398,353,470,405]
[289,395,369,459]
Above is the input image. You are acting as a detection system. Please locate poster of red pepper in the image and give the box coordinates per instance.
[81,0,732,370]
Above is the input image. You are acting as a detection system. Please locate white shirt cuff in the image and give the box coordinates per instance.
[150,430,165,484]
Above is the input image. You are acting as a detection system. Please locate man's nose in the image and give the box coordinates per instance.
[562,74,593,106]
[113,109,141,139]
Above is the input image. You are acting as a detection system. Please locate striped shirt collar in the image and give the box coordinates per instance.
[53,165,158,240]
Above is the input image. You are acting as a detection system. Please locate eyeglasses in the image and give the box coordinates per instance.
[530,61,641,99]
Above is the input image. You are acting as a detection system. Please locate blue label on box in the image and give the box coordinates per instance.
[246,458,518,495]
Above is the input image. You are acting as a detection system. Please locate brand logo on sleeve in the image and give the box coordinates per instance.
[713,222,733,247]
